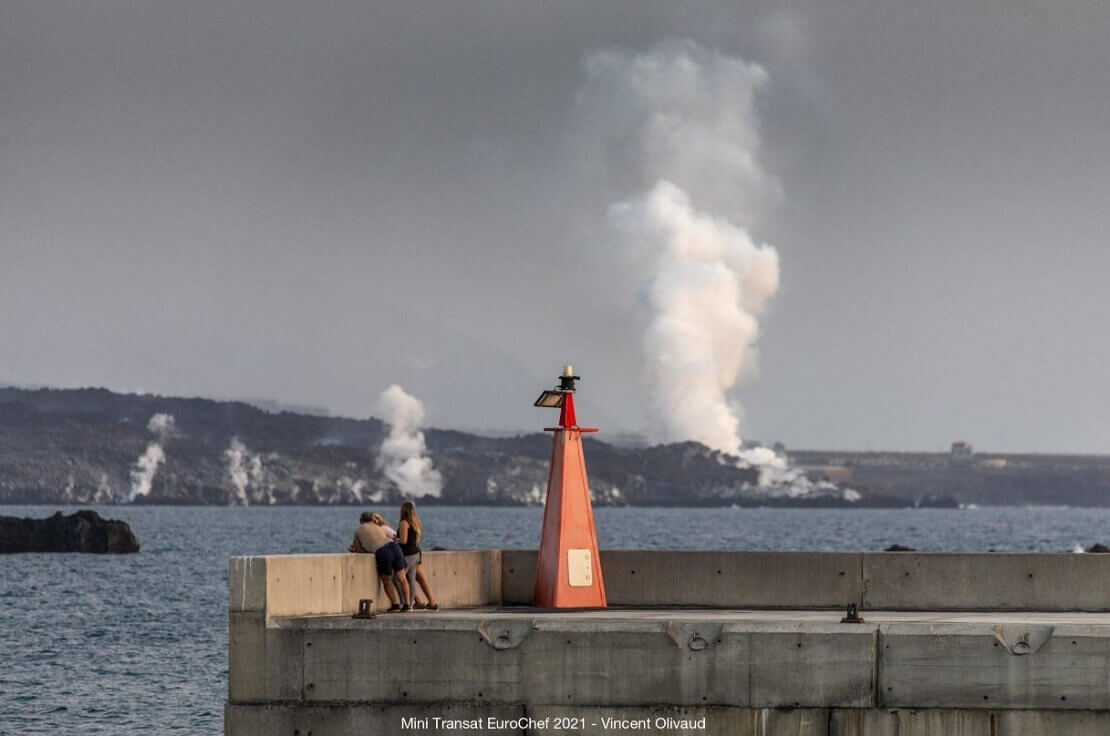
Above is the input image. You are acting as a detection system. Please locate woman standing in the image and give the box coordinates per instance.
[397,501,439,610]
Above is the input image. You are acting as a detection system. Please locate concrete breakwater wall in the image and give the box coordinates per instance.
[227,551,1110,735]
[232,549,1110,615]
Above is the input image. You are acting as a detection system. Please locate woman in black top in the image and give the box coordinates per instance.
[397,501,439,610]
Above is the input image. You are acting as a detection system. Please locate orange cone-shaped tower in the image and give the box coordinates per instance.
[532,365,607,608]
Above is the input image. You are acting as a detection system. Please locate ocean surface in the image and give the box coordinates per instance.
[4,503,1110,734]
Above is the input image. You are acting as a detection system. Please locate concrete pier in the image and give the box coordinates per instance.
[227,550,1110,735]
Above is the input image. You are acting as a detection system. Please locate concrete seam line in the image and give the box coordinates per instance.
[746,631,752,708]
[873,626,882,709]
[497,550,504,604]
[858,553,866,610]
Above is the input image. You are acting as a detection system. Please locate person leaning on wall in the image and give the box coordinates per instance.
[348,510,412,612]
[397,501,439,610]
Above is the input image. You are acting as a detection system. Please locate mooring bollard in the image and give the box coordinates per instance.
[352,599,375,619]
[841,603,864,624]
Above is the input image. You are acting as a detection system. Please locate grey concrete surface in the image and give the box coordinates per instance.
[526,706,829,736]
[251,607,1110,714]
[227,552,1110,735]
[601,550,865,609]
[224,703,1110,736]
[749,630,873,707]
[862,553,1110,611]
[225,703,526,736]
[880,622,1110,709]
[993,710,1110,736]
[501,549,537,606]
[502,550,1110,611]
[227,611,303,703]
[831,709,991,736]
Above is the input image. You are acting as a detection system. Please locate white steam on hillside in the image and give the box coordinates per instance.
[128,413,175,502]
[377,384,442,498]
[224,437,278,506]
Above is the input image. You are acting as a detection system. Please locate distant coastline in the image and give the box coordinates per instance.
[3,386,1109,508]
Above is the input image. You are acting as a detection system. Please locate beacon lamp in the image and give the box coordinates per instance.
[533,363,579,407]
[533,391,565,408]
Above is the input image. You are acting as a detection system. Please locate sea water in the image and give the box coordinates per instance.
[3,503,1110,734]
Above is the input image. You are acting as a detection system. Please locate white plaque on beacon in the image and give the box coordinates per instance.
[567,549,593,587]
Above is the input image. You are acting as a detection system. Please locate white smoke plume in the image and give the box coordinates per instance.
[377,384,442,498]
[576,40,780,457]
[128,413,175,502]
[225,437,271,505]
[337,476,372,504]
[94,473,114,504]
[225,437,251,506]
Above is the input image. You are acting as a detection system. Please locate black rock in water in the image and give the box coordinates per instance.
[884,544,917,552]
[0,510,140,553]
[1087,543,1110,553]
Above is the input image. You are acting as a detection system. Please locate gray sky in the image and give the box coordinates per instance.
[3,1,1110,453]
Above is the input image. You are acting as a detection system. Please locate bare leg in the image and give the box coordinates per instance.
[394,571,411,605]
[380,575,399,605]
[415,563,437,606]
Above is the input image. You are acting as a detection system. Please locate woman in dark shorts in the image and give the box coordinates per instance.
[397,501,439,610]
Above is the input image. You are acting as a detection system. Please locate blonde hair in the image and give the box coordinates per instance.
[400,501,421,536]
[369,512,386,525]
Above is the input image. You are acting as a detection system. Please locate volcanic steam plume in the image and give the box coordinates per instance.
[128,413,175,502]
[576,40,780,457]
[377,384,442,498]
[225,437,267,506]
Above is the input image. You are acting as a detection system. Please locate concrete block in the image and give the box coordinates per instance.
[746,708,829,736]
[341,553,384,613]
[501,549,537,605]
[228,556,267,613]
[521,623,750,706]
[994,709,1110,736]
[226,703,525,736]
[863,553,1110,611]
[525,706,827,736]
[225,703,289,735]
[266,555,346,619]
[302,625,525,703]
[228,611,304,703]
[299,616,755,708]
[421,550,502,608]
[601,551,863,609]
[750,627,875,708]
[880,623,1110,709]
[830,708,990,736]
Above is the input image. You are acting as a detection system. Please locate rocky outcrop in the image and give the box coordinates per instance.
[0,510,140,553]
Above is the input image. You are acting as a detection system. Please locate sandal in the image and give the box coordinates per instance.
[426,603,439,611]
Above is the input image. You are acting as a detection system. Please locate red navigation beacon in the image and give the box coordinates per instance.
[531,364,607,608]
